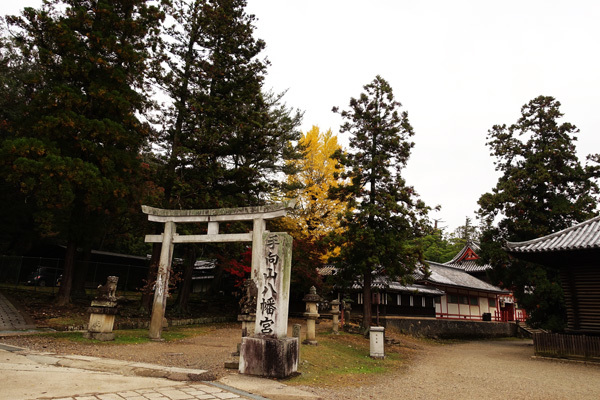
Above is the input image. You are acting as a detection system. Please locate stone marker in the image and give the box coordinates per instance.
[370,326,385,359]
[303,286,321,345]
[239,232,299,379]
[84,276,119,341]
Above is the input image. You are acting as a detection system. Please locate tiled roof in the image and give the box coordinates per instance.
[418,262,507,294]
[445,260,491,273]
[444,242,492,273]
[351,277,445,296]
[505,215,600,253]
[447,241,481,263]
[316,265,337,276]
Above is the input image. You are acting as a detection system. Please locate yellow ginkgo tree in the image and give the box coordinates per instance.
[285,126,347,248]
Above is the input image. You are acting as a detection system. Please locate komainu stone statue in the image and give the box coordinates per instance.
[96,275,118,302]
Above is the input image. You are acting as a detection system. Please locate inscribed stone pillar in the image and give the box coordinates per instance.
[240,232,298,378]
[253,232,293,338]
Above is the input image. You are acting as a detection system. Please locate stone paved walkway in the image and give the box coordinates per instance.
[0,290,36,331]
[48,384,248,400]
[1,346,276,400]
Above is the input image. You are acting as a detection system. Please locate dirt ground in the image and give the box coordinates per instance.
[302,338,600,400]
[2,321,600,399]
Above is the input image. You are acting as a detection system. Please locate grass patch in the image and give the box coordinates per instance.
[288,332,406,387]
[36,325,211,345]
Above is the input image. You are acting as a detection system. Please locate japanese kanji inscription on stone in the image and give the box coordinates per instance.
[254,232,292,338]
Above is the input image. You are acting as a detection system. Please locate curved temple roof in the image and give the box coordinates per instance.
[420,261,507,294]
[444,241,492,273]
[506,215,600,253]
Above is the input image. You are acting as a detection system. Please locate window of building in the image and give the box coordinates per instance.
[434,296,441,304]
[488,298,496,308]
[469,296,478,306]
[372,293,387,305]
[448,294,459,304]
[460,295,469,305]
[397,294,402,305]
[410,295,414,306]
[358,293,363,305]
[421,297,426,307]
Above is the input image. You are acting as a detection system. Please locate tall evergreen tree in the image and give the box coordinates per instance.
[478,95,599,330]
[153,0,301,210]
[0,19,42,254]
[0,0,164,304]
[329,75,431,329]
[149,0,302,311]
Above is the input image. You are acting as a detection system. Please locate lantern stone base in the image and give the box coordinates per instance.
[239,336,299,378]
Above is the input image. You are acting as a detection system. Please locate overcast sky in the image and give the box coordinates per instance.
[3,1,600,233]
[245,0,600,232]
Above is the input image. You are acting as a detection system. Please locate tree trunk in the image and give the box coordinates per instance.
[362,270,372,330]
[175,246,196,314]
[71,247,91,300]
[56,239,77,306]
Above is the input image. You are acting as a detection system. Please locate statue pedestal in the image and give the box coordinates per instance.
[84,300,118,341]
[239,336,298,378]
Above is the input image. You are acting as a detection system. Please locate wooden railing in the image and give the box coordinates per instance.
[436,312,482,320]
[534,332,600,361]
[435,309,527,322]
[494,309,527,322]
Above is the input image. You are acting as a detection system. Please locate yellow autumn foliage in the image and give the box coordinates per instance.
[284,126,347,253]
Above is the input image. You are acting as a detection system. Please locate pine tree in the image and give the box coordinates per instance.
[0,0,164,304]
[153,0,302,210]
[329,75,431,329]
[478,95,599,330]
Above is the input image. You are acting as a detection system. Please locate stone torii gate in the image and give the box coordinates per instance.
[142,200,296,340]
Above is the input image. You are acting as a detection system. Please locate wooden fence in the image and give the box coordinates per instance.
[533,332,600,361]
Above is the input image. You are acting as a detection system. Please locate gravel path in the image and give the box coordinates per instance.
[302,339,600,400]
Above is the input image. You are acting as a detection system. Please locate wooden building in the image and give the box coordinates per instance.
[349,277,444,318]
[418,262,511,321]
[442,242,525,321]
[506,216,600,335]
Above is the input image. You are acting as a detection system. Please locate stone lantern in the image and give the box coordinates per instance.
[330,299,341,334]
[343,300,352,329]
[303,286,321,345]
